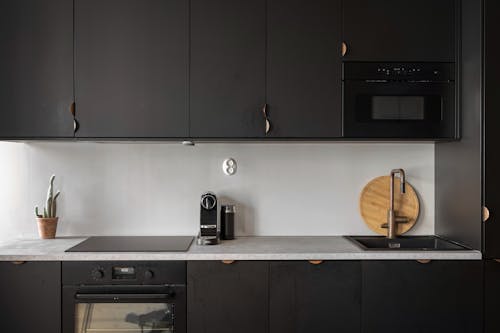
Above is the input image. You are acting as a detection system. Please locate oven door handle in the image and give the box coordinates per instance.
[75,293,173,302]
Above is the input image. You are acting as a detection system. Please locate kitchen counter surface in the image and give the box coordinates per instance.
[0,236,482,261]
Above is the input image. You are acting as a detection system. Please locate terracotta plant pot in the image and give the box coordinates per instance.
[36,217,58,239]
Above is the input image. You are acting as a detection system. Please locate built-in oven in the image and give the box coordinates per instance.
[63,261,186,333]
[343,62,457,139]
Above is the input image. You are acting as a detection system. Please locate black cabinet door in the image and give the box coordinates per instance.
[343,0,456,62]
[75,0,188,138]
[362,261,482,333]
[485,260,500,333]
[187,261,268,333]
[266,0,342,138]
[270,261,361,333]
[190,0,266,138]
[484,0,500,258]
[0,0,74,138]
[0,261,61,333]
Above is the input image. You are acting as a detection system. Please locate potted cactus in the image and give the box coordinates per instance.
[35,175,61,239]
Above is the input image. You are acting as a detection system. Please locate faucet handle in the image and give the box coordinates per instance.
[395,216,409,223]
[381,216,409,229]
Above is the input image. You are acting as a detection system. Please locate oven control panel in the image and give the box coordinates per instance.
[62,261,186,285]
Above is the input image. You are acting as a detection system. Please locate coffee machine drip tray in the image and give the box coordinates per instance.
[65,236,194,252]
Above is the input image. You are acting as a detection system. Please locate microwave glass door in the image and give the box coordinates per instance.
[355,95,443,122]
[372,96,426,120]
[75,303,175,333]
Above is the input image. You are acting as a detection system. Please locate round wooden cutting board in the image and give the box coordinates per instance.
[359,176,420,236]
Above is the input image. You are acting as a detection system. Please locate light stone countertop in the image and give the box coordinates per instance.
[0,236,482,261]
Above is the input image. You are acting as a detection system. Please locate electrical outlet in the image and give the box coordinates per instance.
[222,158,237,176]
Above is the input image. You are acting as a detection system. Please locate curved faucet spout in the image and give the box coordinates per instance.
[391,169,406,194]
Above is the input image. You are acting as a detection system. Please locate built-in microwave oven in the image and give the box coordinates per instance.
[343,62,457,139]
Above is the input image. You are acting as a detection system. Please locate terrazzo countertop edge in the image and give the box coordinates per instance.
[0,236,482,261]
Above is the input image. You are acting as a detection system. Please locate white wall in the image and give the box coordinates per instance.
[0,142,434,240]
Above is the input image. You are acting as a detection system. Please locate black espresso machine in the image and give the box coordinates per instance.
[197,192,220,245]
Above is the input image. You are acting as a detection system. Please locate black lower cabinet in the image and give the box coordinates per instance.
[270,261,361,333]
[485,260,500,333]
[362,261,483,333]
[0,261,61,333]
[187,261,269,333]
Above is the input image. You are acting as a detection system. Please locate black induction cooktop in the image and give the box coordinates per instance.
[65,236,194,252]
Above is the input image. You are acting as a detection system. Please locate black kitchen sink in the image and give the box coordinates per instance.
[345,235,471,251]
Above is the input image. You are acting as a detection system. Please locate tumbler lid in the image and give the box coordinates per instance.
[223,205,236,213]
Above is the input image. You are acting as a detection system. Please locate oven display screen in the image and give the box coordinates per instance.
[112,266,136,280]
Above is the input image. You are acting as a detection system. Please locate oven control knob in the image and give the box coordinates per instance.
[91,269,104,280]
[144,270,154,280]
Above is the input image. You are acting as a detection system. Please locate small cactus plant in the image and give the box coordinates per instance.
[35,175,61,218]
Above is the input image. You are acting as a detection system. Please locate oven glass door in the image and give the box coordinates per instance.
[343,80,456,138]
[75,302,174,333]
[63,286,186,333]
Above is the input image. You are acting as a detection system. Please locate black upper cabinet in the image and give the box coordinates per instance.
[0,0,74,138]
[343,0,456,62]
[187,261,269,333]
[191,0,342,139]
[270,261,361,333]
[75,0,188,138]
[362,261,482,333]
[0,0,460,140]
[190,0,266,138]
[266,0,342,138]
[0,262,61,333]
[484,0,500,258]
